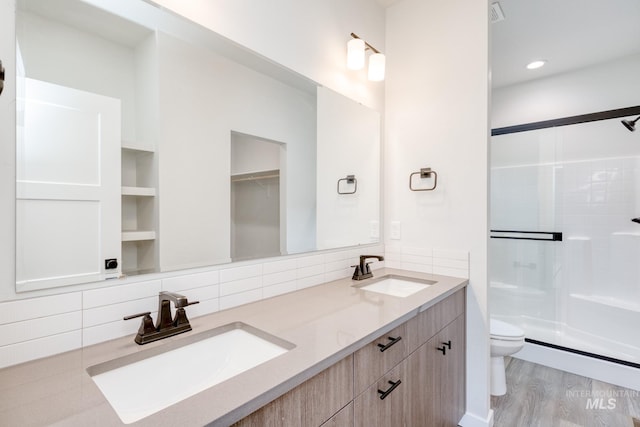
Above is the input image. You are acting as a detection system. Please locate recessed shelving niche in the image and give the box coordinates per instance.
[121,142,157,275]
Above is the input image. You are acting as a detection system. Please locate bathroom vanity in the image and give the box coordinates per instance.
[234,285,465,427]
[0,269,467,426]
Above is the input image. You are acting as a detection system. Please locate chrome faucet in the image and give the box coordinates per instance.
[352,255,384,281]
[124,291,199,345]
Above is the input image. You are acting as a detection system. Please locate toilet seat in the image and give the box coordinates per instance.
[490,319,525,341]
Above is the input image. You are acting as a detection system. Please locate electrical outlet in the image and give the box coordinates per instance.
[391,221,401,240]
[105,258,118,270]
[370,220,379,239]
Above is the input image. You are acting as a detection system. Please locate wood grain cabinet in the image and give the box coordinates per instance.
[320,402,353,427]
[233,355,353,427]
[354,289,466,427]
[235,288,466,427]
[410,288,465,352]
[408,314,466,426]
[354,357,410,427]
[353,321,412,396]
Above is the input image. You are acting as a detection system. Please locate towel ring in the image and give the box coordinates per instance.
[409,168,437,191]
[337,175,357,194]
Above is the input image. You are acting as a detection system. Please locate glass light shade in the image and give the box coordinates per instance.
[347,38,365,70]
[368,53,385,81]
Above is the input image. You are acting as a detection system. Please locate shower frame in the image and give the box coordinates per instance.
[492,105,640,136]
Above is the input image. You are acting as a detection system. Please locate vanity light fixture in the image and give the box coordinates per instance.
[347,33,385,81]
[368,52,385,82]
[347,38,365,70]
[526,60,546,70]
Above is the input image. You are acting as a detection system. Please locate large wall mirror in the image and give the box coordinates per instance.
[15,0,381,292]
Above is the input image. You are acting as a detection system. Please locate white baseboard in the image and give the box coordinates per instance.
[459,409,494,427]
[514,342,640,392]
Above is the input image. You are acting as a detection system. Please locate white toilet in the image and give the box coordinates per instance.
[490,318,525,396]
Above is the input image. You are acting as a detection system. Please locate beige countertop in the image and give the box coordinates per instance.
[0,268,467,427]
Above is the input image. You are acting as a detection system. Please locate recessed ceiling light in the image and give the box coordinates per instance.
[526,60,546,70]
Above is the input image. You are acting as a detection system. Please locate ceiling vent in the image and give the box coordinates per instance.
[490,2,505,23]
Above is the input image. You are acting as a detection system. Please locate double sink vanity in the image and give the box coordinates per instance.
[0,268,467,426]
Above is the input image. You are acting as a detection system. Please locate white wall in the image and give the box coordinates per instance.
[150,0,385,112]
[492,53,640,128]
[384,0,491,425]
[231,133,281,175]
[16,10,143,142]
[133,32,159,152]
[157,31,316,271]
[316,86,381,250]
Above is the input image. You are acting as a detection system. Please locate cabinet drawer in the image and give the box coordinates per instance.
[354,322,409,396]
[353,358,409,427]
[414,288,465,349]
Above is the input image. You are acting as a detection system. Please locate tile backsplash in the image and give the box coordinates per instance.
[384,243,470,279]
[0,245,383,369]
[0,243,469,369]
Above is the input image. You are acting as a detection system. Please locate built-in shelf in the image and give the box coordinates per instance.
[122,141,154,153]
[121,139,157,273]
[231,169,280,183]
[122,186,156,197]
[121,267,156,277]
[122,230,156,242]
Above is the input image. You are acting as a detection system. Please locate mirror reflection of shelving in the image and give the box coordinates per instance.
[230,132,286,262]
[121,143,157,275]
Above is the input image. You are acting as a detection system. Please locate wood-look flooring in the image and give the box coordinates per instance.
[491,357,640,427]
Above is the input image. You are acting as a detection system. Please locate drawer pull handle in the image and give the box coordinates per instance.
[377,336,402,352]
[377,380,402,400]
[443,340,452,350]
[437,345,447,355]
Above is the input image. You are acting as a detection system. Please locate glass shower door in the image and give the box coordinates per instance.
[490,126,563,346]
[555,118,640,364]
[490,113,640,366]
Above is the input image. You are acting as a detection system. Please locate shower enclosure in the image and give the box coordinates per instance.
[490,106,640,367]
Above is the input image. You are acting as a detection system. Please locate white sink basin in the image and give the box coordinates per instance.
[356,276,435,297]
[88,322,294,424]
